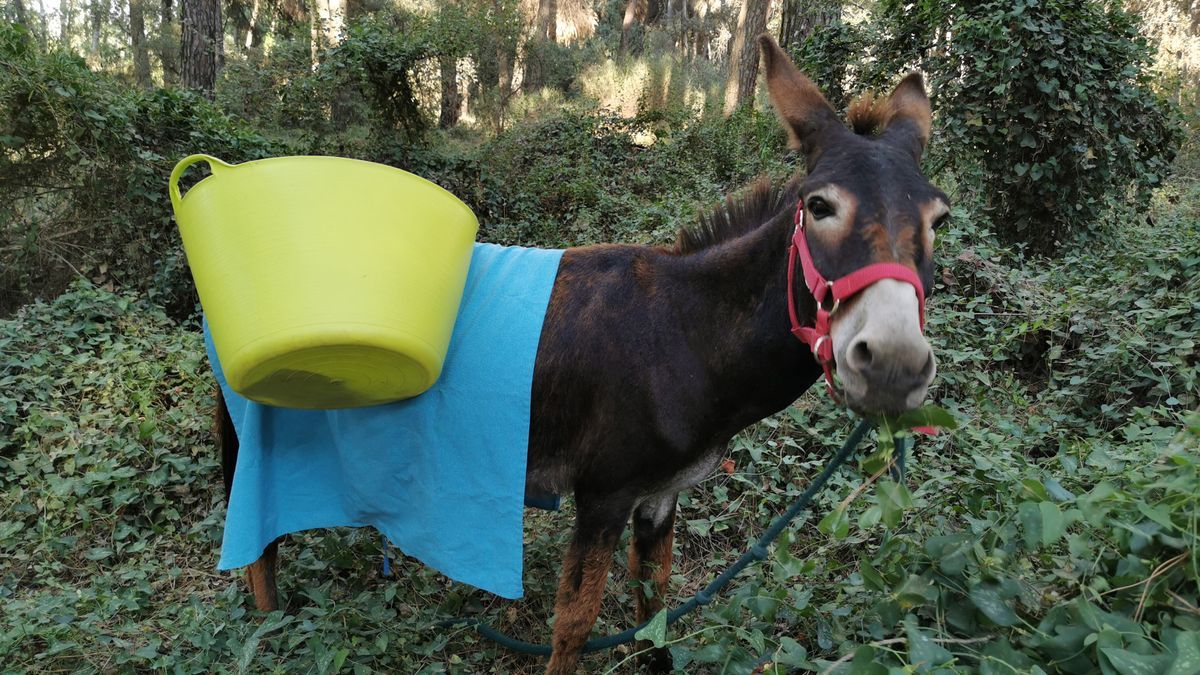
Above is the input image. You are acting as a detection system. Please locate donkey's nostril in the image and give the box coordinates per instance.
[847,339,873,372]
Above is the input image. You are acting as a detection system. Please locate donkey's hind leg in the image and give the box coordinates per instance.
[216,389,282,612]
[629,494,677,673]
[545,494,633,675]
[246,540,280,611]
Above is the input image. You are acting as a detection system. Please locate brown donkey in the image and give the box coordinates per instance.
[216,37,949,674]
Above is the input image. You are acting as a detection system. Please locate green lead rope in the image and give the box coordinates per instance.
[440,419,901,657]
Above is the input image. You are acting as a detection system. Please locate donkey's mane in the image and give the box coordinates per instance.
[846,91,890,136]
[673,177,795,255]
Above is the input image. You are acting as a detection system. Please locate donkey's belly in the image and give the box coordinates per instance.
[638,445,725,503]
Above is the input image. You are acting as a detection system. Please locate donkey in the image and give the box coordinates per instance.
[215,37,949,674]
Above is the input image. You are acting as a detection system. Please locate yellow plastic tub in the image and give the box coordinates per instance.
[170,154,478,409]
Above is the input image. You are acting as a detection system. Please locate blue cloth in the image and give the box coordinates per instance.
[208,242,564,600]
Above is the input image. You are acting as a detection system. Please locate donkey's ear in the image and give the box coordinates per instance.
[758,35,840,165]
[881,73,931,158]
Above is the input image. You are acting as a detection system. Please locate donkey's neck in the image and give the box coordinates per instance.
[664,206,824,445]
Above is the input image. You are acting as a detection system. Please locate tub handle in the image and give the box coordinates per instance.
[169,154,234,211]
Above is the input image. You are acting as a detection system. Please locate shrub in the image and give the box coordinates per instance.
[0,23,285,317]
[414,106,790,248]
[931,0,1181,253]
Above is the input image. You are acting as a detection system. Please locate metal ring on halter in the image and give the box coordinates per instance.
[812,334,831,360]
[826,281,840,315]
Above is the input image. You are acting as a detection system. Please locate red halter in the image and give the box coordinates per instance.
[787,199,927,399]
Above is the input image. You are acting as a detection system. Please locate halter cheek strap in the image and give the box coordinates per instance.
[787,200,927,399]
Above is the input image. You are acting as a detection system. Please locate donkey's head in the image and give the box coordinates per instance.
[760,37,947,415]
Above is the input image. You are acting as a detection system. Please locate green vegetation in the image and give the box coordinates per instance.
[3,0,1200,672]
[793,0,1182,254]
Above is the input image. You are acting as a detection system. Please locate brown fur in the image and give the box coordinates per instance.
[861,223,896,262]
[862,223,919,265]
[887,74,932,148]
[758,35,841,160]
[629,506,676,669]
[547,532,623,675]
[246,542,279,611]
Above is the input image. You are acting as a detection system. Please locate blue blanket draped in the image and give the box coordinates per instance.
[208,243,564,599]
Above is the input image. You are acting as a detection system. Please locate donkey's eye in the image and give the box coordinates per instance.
[807,197,835,220]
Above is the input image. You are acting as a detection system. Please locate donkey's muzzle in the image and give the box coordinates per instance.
[841,336,936,414]
[831,279,936,415]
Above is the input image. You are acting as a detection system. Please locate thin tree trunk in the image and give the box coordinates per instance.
[497,27,515,128]
[315,0,345,51]
[309,0,319,67]
[680,0,688,58]
[499,45,511,95]
[180,0,221,97]
[12,0,28,32]
[62,0,75,45]
[694,0,709,59]
[619,0,637,52]
[536,0,557,42]
[722,0,770,116]
[779,0,840,53]
[158,0,178,84]
[439,55,460,128]
[37,0,49,47]
[245,0,261,49]
[325,0,353,125]
[437,0,460,127]
[130,0,152,87]
[90,0,106,59]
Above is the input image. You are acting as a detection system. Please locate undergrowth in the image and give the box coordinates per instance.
[2,172,1198,672]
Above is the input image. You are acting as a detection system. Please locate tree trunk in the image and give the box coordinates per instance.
[779,0,840,53]
[63,0,76,46]
[619,0,637,52]
[130,0,152,87]
[679,0,688,58]
[619,0,667,52]
[309,0,319,67]
[314,0,345,51]
[180,0,221,97]
[90,0,107,59]
[244,0,261,49]
[722,0,770,116]
[158,0,178,84]
[439,55,460,128]
[37,0,49,47]
[12,0,28,32]
[536,0,557,42]
[693,0,709,59]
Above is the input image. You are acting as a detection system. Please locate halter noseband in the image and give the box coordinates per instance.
[787,199,927,399]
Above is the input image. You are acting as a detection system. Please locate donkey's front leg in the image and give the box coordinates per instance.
[629,494,677,673]
[546,496,632,675]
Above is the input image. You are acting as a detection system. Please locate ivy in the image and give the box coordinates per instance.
[795,0,1184,255]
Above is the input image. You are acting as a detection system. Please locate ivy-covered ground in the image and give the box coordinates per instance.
[2,180,1199,673]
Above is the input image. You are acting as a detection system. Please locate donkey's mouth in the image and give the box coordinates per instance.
[840,363,936,417]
